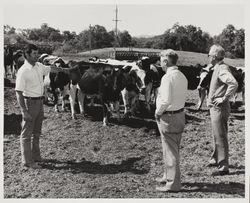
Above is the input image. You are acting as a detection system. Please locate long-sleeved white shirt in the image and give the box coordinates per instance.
[15,60,51,97]
[155,66,188,115]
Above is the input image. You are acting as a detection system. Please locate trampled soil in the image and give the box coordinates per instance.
[3,79,245,198]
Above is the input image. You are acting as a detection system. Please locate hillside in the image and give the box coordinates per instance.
[68,48,245,67]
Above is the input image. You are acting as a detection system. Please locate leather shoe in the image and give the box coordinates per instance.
[155,177,167,183]
[156,186,180,192]
[206,159,217,167]
[211,170,229,176]
[23,163,42,169]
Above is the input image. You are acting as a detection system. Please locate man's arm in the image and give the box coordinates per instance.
[16,91,32,121]
[213,65,238,106]
[51,65,70,74]
[41,63,70,75]
[219,66,238,101]
[155,76,172,116]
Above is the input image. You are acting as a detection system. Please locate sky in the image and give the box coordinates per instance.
[3,3,245,37]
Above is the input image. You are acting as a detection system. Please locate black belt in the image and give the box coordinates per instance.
[24,96,44,100]
[163,108,184,114]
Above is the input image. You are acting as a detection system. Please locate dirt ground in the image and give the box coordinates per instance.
[3,78,245,198]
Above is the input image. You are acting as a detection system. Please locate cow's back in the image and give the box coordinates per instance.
[79,70,104,95]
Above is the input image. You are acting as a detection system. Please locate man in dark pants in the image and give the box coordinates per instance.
[207,44,238,175]
[15,44,64,169]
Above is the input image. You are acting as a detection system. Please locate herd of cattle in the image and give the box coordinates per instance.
[4,46,245,126]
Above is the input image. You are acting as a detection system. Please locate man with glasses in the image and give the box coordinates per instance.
[206,44,238,175]
[155,49,188,192]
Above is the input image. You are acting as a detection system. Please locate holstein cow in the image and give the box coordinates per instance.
[178,64,203,91]
[75,61,126,126]
[196,64,214,110]
[12,50,25,78]
[41,55,72,112]
[198,64,245,109]
[4,45,14,78]
[120,57,164,117]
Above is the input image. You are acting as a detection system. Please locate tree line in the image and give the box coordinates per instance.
[4,22,244,58]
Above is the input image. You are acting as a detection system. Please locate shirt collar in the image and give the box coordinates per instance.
[24,59,37,68]
[217,60,224,65]
[166,66,178,73]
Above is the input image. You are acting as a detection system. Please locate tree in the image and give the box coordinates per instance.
[4,25,16,34]
[118,31,132,47]
[232,28,244,58]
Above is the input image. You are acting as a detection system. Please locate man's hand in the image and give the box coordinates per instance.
[22,110,32,121]
[155,113,161,122]
[213,97,224,106]
[197,85,202,90]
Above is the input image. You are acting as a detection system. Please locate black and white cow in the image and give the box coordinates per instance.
[41,55,71,112]
[197,64,245,109]
[71,61,127,126]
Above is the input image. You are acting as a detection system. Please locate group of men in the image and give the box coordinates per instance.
[15,43,239,192]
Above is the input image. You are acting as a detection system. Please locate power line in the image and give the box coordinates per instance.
[112,5,121,46]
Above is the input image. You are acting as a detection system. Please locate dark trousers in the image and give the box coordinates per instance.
[20,99,44,165]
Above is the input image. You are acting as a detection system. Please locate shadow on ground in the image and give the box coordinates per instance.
[39,156,150,175]
[182,182,245,196]
[4,113,22,135]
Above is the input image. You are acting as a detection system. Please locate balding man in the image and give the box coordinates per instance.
[155,49,188,192]
[207,44,238,176]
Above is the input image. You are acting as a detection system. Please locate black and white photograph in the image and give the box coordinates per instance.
[1,0,248,201]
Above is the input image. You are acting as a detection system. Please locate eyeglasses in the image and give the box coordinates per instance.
[208,54,215,58]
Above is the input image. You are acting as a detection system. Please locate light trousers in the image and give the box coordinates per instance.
[209,101,230,170]
[157,111,185,191]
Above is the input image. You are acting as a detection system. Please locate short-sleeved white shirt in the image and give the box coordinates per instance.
[15,60,51,97]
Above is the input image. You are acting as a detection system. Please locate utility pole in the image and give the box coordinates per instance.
[113,5,121,47]
[89,24,92,54]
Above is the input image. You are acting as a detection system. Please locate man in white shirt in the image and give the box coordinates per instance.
[206,45,238,176]
[15,44,63,169]
[155,49,188,192]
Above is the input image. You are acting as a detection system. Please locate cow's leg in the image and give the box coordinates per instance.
[145,82,153,112]
[77,90,85,115]
[153,87,159,104]
[44,86,49,104]
[11,65,15,79]
[121,89,130,116]
[10,64,14,79]
[196,87,206,110]
[90,97,94,107]
[61,85,70,112]
[61,94,66,112]
[69,84,77,119]
[51,88,59,112]
[103,103,109,126]
[231,93,238,108]
[130,91,139,116]
[242,88,245,106]
[113,100,121,123]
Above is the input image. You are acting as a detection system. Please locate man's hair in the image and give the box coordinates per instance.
[160,49,178,65]
[23,43,38,59]
[209,44,225,61]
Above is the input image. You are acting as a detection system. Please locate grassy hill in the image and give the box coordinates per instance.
[60,47,245,67]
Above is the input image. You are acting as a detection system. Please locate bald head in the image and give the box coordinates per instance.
[209,44,225,61]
